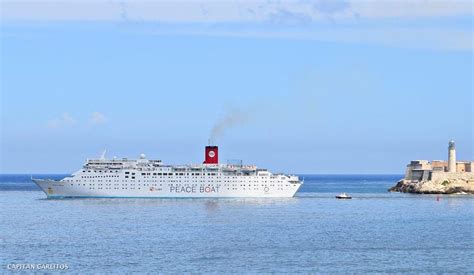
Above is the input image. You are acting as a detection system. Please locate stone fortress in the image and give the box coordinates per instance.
[390,140,474,194]
[406,141,473,181]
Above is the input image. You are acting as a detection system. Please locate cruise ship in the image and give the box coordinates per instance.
[32,145,303,198]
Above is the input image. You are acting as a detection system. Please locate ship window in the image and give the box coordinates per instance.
[125,172,129,174]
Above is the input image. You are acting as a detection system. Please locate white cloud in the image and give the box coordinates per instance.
[90,112,107,125]
[46,112,108,128]
[2,0,472,51]
[47,112,76,128]
[134,25,472,51]
[348,1,473,19]
[1,0,471,22]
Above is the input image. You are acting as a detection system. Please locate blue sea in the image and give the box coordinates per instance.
[1,174,473,273]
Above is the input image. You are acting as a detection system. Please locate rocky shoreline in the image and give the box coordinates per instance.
[389,178,474,194]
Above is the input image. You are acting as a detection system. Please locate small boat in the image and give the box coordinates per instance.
[336,193,352,199]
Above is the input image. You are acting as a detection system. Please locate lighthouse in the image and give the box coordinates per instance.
[448,140,456,172]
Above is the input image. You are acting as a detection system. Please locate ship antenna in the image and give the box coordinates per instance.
[100,149,107,160]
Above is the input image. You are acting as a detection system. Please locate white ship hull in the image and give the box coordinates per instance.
[33,179,302,198]
[33,145,303,199]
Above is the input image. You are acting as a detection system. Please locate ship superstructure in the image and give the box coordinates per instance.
[33,146,302,198]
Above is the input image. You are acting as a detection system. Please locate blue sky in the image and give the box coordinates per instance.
[0,1,472,174]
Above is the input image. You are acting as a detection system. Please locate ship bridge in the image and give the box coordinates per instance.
[84,157,163,170]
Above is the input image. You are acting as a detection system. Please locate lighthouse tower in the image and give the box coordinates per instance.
[448,140,456,172]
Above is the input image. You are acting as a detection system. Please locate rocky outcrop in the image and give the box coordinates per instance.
[389,177,474,194]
